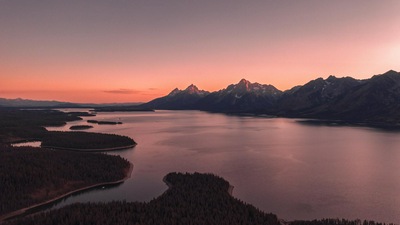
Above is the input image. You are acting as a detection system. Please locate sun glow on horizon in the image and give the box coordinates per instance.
[1,0,400,103]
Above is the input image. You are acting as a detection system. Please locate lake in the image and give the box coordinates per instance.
[47,110,400,223]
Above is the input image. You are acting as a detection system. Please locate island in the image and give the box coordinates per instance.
[69,125,93,130]
[0,108,92,144]
[42,131,136,152]
[0,108,136,151]
[87,120,123,125]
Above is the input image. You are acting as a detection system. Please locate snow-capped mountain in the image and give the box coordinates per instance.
[168,84,209,97]
[197,79,282,112]
[224,79,281,97]
[141,70,400,124]
[141,84,210,110]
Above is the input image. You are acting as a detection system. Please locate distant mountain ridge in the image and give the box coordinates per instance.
[142,70,400,125]
[196,79,282,112]
[142,84,209,110]
[0,98,71,107]
[0,98,142,108]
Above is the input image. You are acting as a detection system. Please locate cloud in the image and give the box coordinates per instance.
[103,89,139,94]
[103,88,161,96]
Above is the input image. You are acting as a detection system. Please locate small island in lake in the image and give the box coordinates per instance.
[87,120,123,125]
[0,108,136,152]
[42,131,136,152]
[0,108,93,144]
[69,125,93,130]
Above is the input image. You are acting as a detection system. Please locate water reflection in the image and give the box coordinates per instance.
[11,141,41,147]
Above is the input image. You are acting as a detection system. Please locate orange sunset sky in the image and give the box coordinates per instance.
[1,0,400,103]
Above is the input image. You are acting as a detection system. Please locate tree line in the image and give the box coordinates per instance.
[42,131,136,150]
[0,146,130,216]
[0,108,92,143]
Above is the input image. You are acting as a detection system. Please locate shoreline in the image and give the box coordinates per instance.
[0,163,133,223]
[7,139,41,145]
[41,144,136,152]
[297,118,400,130]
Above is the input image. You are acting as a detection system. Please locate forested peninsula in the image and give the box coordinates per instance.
[5,173,279,225]
[0,108,135,151]
[0,108,134,221]
[0,146,131,221]
[4,173,392,225]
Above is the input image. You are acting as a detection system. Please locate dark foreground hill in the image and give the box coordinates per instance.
[5,173,392,225]
[0,146,130,217]
[141,70,400,125]
[6,172,279,225]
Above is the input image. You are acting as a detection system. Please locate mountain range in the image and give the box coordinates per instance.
[142,84,209,110]
[2,70,400,126]
[142,70,400,125]
[0,98,142,108]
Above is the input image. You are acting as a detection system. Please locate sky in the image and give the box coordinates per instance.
[1,0,400,103]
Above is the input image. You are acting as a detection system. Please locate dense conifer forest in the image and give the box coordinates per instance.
[0,108,92,143]
[0,108,134,221]
[0,146,130,217]
[0,108,135,150]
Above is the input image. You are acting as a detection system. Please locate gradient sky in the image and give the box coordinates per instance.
[1,0,400,103]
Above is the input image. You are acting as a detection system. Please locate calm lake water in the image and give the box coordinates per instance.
[46,110,400,223]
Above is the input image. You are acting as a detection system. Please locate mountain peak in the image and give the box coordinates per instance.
[183,84,209,96]
[383,70,399,76]
[372,70,400,82]
[168,88,181,96]
[167,85,209,97]
[235,79,251,92]
[238,78,250,84]
[221,78,282,98]
[327,75,337,81]
[184,84,199,93]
